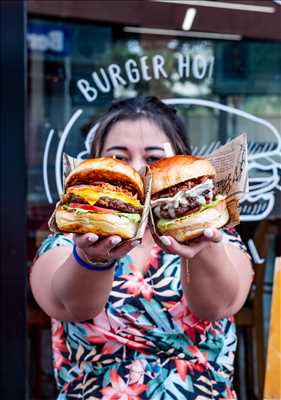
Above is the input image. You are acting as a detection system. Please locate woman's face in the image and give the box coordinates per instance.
[102,118,173,172]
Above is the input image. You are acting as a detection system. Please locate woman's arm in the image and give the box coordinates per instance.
[30,233,139,322]
[181,239,253,321]
[157,229,253,321]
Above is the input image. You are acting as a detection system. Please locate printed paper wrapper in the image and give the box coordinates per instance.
[150,133,249,238]
[48,155,152,243]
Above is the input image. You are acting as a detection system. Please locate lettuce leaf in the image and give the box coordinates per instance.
[121,213,141,223]
[62,204,141,223]
[157,198,221,230]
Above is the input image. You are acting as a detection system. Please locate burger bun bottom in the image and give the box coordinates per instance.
[157,200,229,242]
[55,209,138,239]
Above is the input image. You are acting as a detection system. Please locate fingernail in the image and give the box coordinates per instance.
[160,236,172,247]
[88,234,99,242]
[204,228,213,238]
[111,237,122,245]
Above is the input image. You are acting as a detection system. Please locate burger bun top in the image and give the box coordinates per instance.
[150,155,215,195]
[65,157,144,201]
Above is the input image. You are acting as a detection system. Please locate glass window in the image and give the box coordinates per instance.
[27,19,281,243]
[27,15,281,399]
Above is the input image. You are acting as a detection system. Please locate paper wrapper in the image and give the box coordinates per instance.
[48,155,152,244]
[150,133,249,238]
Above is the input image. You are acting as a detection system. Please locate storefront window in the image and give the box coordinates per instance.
[27,18,281,251]
[27,15,281,399]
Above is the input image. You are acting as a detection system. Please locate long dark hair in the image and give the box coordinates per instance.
[90,96,191,157]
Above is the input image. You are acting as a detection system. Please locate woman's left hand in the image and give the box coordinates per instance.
[153,228,223,259]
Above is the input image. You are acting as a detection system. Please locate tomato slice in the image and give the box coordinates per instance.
[69,203,117,214]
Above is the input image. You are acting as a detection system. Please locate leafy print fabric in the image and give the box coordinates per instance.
[37,228,247,399]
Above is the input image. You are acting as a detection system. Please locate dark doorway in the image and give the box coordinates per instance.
[0,1,27,399]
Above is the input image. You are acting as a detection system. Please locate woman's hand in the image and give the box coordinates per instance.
[74,233,140,265]
[153,228,223,259]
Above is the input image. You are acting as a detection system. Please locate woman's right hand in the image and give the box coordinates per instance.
[73,233,140,265]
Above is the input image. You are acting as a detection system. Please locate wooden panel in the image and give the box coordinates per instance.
[264,257,281,399]
[27,0,281,41]
[27,0,144,24]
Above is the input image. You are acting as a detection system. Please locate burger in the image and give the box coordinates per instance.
[150,155,229,242]
[55,157,144,239]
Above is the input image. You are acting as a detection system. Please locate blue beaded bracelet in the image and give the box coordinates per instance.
[72,245,116,271]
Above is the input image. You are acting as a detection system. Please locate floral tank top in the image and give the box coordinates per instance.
[37,228,248,399]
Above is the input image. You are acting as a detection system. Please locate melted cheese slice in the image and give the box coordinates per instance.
[66,186,142,208]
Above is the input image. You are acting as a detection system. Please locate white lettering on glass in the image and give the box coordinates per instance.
[177,54,191,78]
[108,64,127,88]
[48,31,64,52]
[76,80,98,102]
[152,55,168,80]
[27,30,64,53]
[125,59,141,83]
[192,54,207,80]
[92,69,111,93]
[76,53,215,102]
[208,55,215,79]
[140,56,152,81]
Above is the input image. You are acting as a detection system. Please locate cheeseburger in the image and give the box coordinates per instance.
[55,157,144,239]
[150,155,229,242]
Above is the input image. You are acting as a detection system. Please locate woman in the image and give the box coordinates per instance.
[30,96,253,399]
